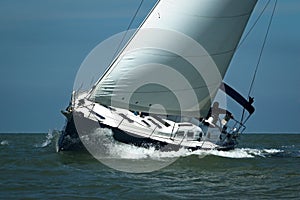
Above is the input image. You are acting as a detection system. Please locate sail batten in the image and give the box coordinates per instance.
[90,0,258,118]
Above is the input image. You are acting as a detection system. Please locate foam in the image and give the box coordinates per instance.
[52,127,286,160]
[83,128,289,161]
[1,140,9,145]
[35,130,57,148]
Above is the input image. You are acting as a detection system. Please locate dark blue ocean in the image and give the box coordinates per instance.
[1,132,299,199]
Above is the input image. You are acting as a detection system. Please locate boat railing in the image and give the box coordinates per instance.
[225,118,246,135]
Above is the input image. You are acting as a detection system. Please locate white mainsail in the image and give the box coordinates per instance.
[89,0,258,118]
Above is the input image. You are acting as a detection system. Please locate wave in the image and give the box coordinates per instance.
[1,140,9,145]
[79,128,300,173]
[79,128,293,160]
[43,127,298,161]
[43,128,298,173]
[34,130,59,148]
[102,145,286,160]
[188,147,300,159]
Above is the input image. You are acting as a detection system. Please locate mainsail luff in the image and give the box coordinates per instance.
[90,0,258,118]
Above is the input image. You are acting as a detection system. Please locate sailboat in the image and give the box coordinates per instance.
[57,0,258,152]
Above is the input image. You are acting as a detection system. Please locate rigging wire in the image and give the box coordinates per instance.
[111,0,145,62]
[248,0,278,97]
[86,0,145,100]
[241,0,278,124]
[236,0,271,50]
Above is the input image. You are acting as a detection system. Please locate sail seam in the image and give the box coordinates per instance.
[124,49,235,58]
[173,11,253,19]
[95,84,220,94]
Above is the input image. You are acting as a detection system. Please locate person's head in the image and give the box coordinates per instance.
[213,102,219,108]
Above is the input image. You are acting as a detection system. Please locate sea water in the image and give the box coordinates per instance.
[0,132,299,199]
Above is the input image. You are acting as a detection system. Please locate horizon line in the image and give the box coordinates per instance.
[0,132,299,134]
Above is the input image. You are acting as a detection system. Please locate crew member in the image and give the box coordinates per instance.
[208,102,234,125]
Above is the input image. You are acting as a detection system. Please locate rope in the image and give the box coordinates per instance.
[87,0,145,100]
[111,0,145,61]
[248,0,277,97]
[241,0,278,123]
[237,0,271,50]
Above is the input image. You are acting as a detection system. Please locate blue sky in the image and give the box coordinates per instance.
[0,0,299,133]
